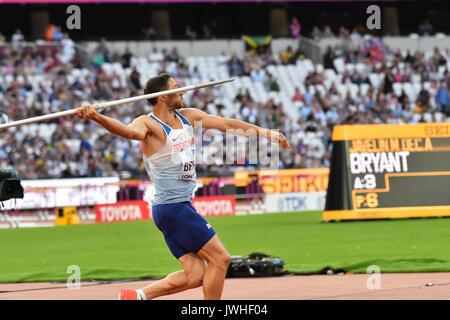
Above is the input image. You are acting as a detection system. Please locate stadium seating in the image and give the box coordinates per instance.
[0,38,448,178]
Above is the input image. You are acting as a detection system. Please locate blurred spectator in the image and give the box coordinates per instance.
[268,75,280,92]
[394,68,403,83]
[322,26,335,38]
[404,49,415,64]
[80,134,92,152]
[350,28,361,42]
[130,67,142,90]
[418,19,433,36]
[290,17,301,39]
[323,46,336,70]
[59,33,76,64]
[345,52,357,64]
[418,83,430,107]
[294,47,305,61]
[11,29,24,43]
[142,25,156,40]
[228,53,243,76]
[217,51,229,65]
[382,69,394,95]
[52,26,64,42]
[202,24,213,39]
[209,18,219,38]
[96,38,111,63]
[92,48,105,68]
[167,47,181,64]
[191,66,201,79]
[280,46,294,65]
[338,26,349,38]
[241,62,251,76]
[0,32,5,43]
[45,24,55,42]
[311,26,321,40]
[185,25,197,40]
[149,47,164,63]
[292,87,305,103]
[435,81,449,113]
[45,24,65,43]
[121,48,132,68]
[251,70,266,83]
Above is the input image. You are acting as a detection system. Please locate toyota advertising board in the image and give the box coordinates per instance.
[95,200,152,223]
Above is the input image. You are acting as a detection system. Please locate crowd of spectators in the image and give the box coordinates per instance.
[320,37,450,117]
[309,25,366,41]
[0,30,448,180]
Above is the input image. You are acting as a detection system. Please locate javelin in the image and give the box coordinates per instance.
[0,78,235,130]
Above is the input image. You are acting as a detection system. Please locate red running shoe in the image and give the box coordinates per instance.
[118,288,138,300]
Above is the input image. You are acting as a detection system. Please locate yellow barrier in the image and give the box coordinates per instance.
[55,207,80,226]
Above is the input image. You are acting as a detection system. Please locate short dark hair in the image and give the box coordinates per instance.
[143,73,173,106]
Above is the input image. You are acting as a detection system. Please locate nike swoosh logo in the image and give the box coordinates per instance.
[172,135,181,142]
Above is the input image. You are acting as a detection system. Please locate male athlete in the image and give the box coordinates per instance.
[76,73,290,300]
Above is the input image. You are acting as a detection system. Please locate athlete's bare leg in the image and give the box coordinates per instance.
[141,252,206,300]
[197,234,231,300]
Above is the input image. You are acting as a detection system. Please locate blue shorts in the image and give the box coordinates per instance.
[152,202,216,259]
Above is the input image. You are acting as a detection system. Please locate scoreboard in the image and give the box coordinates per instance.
[322,123,450,221]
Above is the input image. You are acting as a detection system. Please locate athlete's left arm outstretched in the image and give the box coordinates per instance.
[180,108,291,149]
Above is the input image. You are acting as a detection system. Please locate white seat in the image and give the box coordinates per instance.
[360,83,370,96]
[412,82,422,94]
[393,83,403,96]
[356,63,366,73]
[315,64,324,73]
[402,82,413,92]
[29,124,39,135]
[434,112,444,122]
[348,84,359,99]
[336,84,347,96]
[369,74,380,88]
[345,64,355,72]
[412,113,422,122]
[333,58,345,74]
[423,112,432,123]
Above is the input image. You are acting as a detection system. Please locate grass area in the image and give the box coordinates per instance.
[1,211,450,282]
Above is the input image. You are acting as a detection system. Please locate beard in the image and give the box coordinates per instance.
[169,97,184,110]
